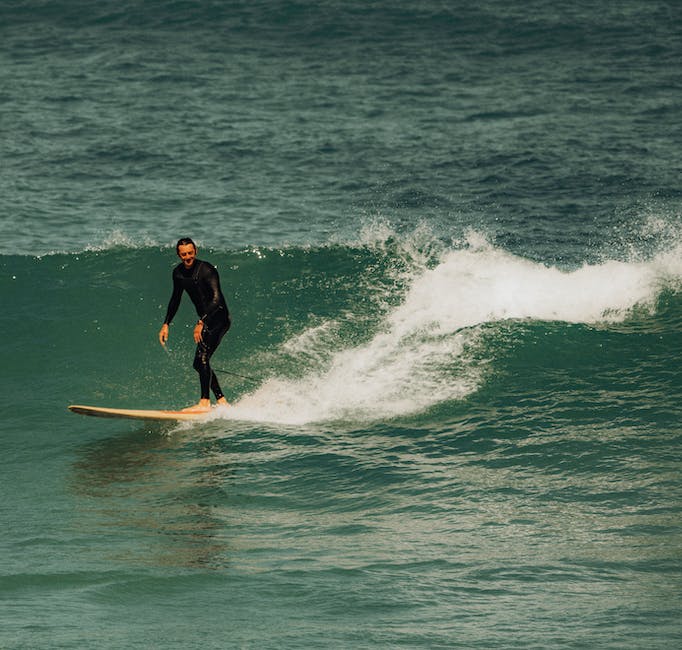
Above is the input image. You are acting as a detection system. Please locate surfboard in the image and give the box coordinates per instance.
[68,405,212,422]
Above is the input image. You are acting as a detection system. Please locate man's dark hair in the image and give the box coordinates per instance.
[176,237,196,253]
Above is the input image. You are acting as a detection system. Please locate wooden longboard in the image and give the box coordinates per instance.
[68,405,212,422]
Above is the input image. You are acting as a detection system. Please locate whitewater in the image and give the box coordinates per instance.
[226,229,682,424]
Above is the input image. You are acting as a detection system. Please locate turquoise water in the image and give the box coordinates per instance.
[2,1,682,648]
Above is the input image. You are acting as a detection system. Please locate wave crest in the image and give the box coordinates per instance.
[230,229,681,425]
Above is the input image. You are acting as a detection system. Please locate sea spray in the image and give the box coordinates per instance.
[232,231,682,424]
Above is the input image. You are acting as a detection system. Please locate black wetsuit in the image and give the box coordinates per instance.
[163,259,231,400]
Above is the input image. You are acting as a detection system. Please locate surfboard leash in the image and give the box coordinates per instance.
[211,367,261,385]
[161,345,260,385]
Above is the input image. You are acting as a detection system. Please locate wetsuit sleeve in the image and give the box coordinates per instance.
[198,264,224,321]
[163,270,183,325]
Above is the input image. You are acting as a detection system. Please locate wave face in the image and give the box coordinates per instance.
[4,228,680,423]
[231,231,681,424]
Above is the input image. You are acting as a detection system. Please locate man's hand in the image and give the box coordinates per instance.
[193,320,204,344]
[159,323,169,346]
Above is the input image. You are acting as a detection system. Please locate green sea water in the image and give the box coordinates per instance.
[2,1,682,648]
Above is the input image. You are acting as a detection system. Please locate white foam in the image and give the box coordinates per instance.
[229,231,681,426]
[389,234,675,335]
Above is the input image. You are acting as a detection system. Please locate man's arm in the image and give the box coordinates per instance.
[159,272,183,345]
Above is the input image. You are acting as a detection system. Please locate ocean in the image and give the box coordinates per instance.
[1,1,681,648]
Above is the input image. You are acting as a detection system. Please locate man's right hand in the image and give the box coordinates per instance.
[159,324,169,346]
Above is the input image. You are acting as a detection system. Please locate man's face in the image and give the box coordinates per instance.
[177,243,197,269]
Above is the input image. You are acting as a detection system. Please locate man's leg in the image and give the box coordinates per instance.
[187,319,230,410]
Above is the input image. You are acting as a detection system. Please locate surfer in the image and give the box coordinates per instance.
[159,238,231,412]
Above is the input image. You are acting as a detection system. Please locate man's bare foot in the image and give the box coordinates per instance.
[182,399,211,413]
[215,397,231,408]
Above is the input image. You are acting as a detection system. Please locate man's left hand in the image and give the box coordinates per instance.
[193,321,204,343]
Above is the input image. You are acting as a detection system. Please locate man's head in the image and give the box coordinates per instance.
[176,237,197,269]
